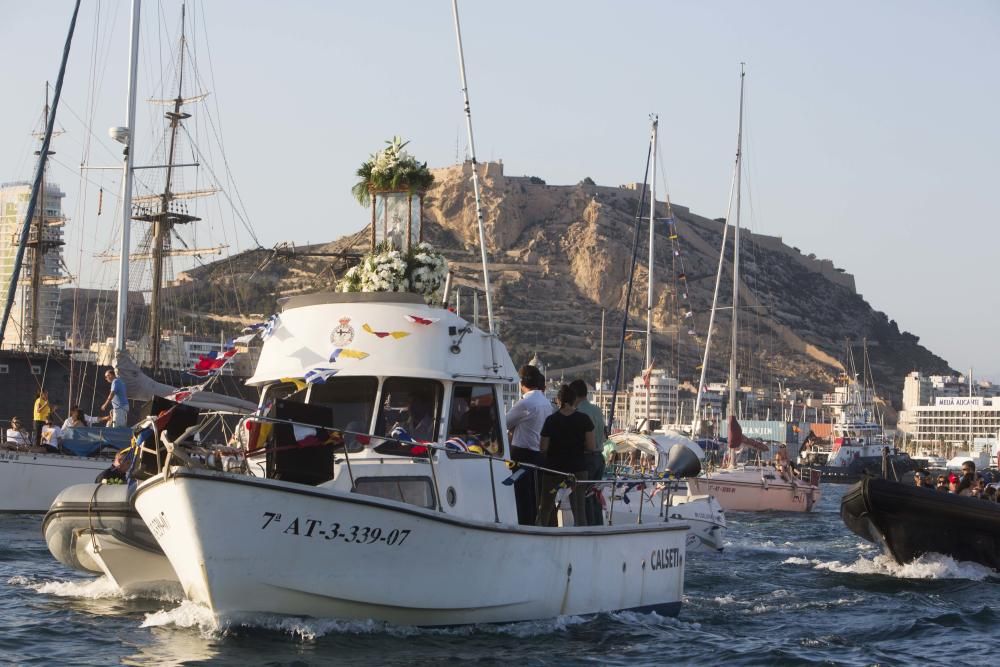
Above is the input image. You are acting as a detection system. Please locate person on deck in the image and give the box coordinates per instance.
[774,444,792,482]
[33,389,51,449]
[5,417,30,448]
[570,379,606,526]
[101,369,129,428]
[41,417,62,451]
[505,365,551,525]
[536,384,595,527]
[62,406,103,429]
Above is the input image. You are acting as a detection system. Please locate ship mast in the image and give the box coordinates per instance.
[134,4,200,371]
[29,88,50,350]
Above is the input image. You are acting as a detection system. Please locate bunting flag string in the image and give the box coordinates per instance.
[329,347,370,362]
[405,314,439,326]
[363,323,410,339]
[304,366,339,384]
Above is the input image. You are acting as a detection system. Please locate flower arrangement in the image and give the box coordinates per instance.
[352,136,435,206]
[340,241,448,301]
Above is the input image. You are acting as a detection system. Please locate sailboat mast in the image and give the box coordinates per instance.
[29,86,50,350]
[645,116,657,420]
[149,4,188,372]
[115,0,142,354]
[728,64,746,423]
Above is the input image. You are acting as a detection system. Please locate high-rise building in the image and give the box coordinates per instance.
[0,180,65,350]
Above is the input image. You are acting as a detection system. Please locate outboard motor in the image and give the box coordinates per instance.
[664,443,701,478]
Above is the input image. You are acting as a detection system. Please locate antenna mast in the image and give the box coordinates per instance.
[450,0,495,336]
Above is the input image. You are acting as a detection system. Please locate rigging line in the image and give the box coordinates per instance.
[190,5,259,252]
[178,124,262,247]
[607,139,653,433]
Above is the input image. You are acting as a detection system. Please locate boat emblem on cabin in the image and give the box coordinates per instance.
[331,317,355,346]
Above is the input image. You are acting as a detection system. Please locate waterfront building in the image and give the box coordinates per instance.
[899,396,1000,453]
[628,370,678,425]
[0,180,66,350]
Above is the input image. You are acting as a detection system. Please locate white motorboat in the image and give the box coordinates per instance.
[605,430,726,550]
[133,292,688,624]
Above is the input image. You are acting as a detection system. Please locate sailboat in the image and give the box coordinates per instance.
[601,117,726,549]
[685,66,821,513]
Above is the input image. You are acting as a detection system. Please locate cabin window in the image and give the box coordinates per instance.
[447,383,503,457]
[31,365,41,375]
[0,364,8,375]
[308,376,378,449]
[374,378,443,443]
[353,476,435,509]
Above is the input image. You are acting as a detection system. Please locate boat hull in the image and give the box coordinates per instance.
[687,469,820,512]
[840,477,1000,570]
[43,483,178,591]
[0,451,110,513]
[134,470,687,625]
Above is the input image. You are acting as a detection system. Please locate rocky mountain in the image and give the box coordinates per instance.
[170,161,953,412]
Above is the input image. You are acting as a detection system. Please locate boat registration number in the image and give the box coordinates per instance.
[260,512,411,546]
[0,452,20,462]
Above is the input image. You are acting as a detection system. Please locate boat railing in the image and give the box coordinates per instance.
[140,412,679,528]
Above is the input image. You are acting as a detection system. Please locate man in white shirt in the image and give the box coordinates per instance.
[505,365,552,525]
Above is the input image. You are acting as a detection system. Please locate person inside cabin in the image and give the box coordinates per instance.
[41,417,62,452]
[774,444,792,482]
[33,389,51,449]
[402,393,434,442]
[536,384,595,528]
[955,462,976,496]
[506,365,551,526]
[101,368,129,428]
[5,417,30,448]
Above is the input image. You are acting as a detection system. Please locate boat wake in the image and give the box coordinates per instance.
[783,552,996,580]
[7,574,182,602]
[138,602,672,641]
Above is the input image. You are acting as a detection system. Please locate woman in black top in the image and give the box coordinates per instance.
[536,385,595,527]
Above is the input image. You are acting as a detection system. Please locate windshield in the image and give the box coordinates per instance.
[307,376,379,436]
[374,378,443,442]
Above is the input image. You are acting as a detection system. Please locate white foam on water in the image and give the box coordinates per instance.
[8,574,183,603]
[139,602,597,641]
[782,552,995,581]
[10,574,121,599]
[142,600,220,636]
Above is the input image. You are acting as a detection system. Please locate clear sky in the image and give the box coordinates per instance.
[1,1,998,380]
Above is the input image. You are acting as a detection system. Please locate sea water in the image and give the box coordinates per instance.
[1,485,997,666]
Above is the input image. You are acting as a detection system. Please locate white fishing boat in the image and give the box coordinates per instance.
[133,291,687,623]
[130,8,687,621]
[605,431,726,550]
[687,66,821,512]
